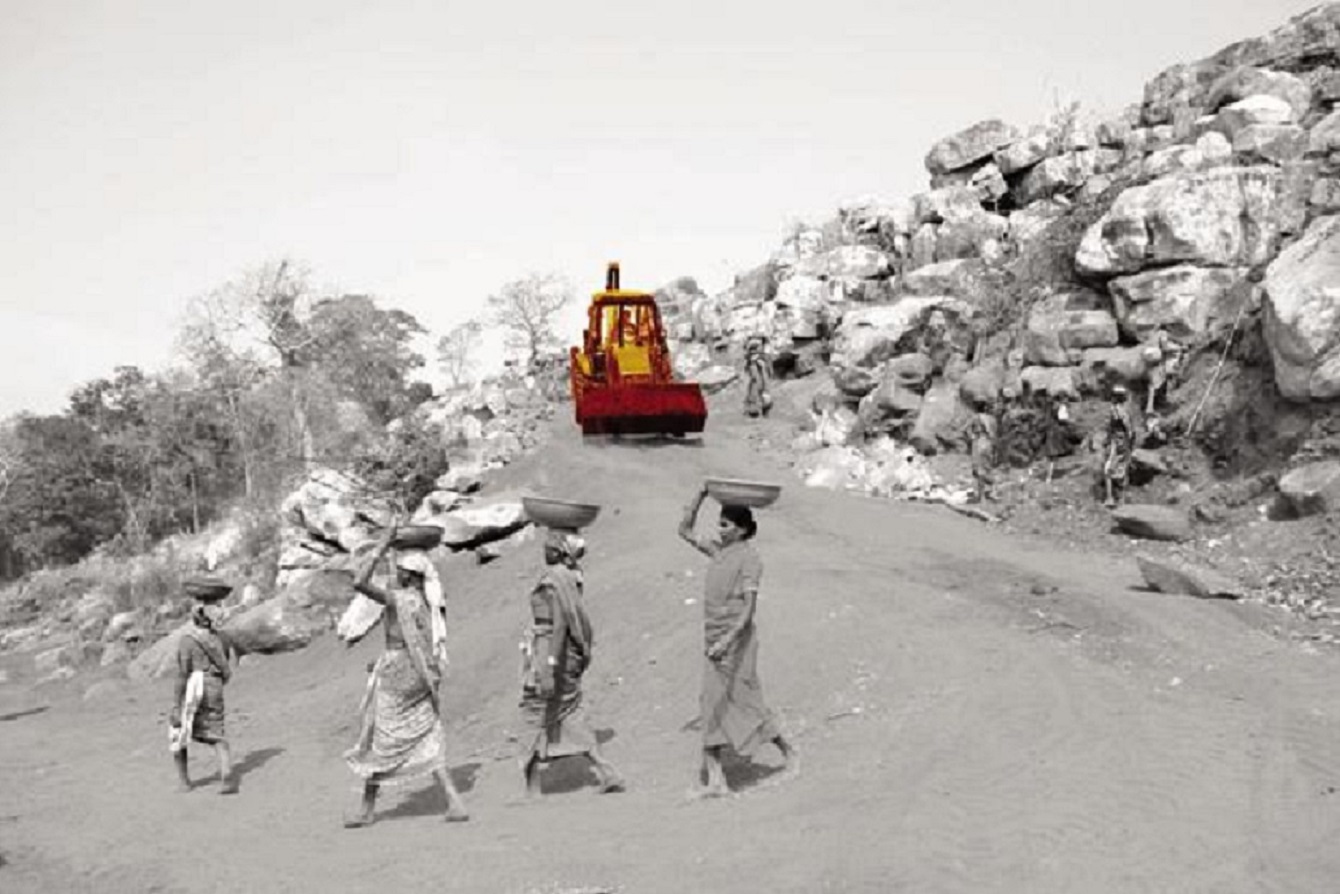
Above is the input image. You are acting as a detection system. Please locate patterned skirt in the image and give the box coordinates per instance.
[345,648,446,783]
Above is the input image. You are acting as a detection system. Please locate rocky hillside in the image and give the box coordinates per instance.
[5,4,1340,686]
[647,5,1340,524]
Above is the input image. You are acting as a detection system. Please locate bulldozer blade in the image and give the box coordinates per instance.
[576,383,708,436]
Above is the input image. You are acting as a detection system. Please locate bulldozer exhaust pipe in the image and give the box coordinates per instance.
[606,262,620,291]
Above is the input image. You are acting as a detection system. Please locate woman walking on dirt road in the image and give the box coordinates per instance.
[343,525,469,828]
[170,576,239,795]
[679,486,795,797]
[518,528,625,799]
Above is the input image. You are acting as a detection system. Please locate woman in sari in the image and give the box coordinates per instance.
[170,576,238,794]
[742,336,771,418]
[519,528,624,798]
[343,526,469,827]
[679,486,795,797]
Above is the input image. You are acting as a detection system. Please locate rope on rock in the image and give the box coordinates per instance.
[1185,285,1254,437]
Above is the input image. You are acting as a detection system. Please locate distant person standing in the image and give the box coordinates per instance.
[968,409,999,504]
[743,336,772,418]
[1144,328,1184,415]
[170,576,238,794]
[679,485,795,797]
[1100,384,1135,507]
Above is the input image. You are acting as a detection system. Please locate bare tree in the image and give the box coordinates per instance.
[178,258,321,475]
[485,272,574,371]
[437,318,484,389]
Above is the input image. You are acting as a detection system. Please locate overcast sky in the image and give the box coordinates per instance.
[0,0,1306,416]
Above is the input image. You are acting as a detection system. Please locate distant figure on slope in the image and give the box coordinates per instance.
[743,336,772,418]
[968,408,999,504]
[1040,392,1077,483]
[679,485,795,798]
[518,528,625,799]
[170,576,239,795]
[343,525,469,828]
[1100,383,1135,508]
[1143,328,1184,416]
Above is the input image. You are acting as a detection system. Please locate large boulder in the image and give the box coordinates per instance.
[1308,109,1340,155]
[830,298,971,369]
[1008,200,1067,249]
[1111,504,1192,542]
[935,210,1009,262]
[1263,214,1340,401]
[1275,460,1340,517]
[914,187,983,225]
[1233,124,1308,164]
[222,597,330,655]
[1075,166,1284,277]
[925,120,1022,175]
[773,274,835,315]
[1015,152,1096,205]
[1210,95,1297,142]
[859,376,924,433]
[1210,5,1340,73]
[1205,67,1313,120]
[994,128,1053,175]
[794,245,892,281]
[1022,294,1119,366]
[958,360,1007,408]
[127,623,192,681]
[1137,556,1243,599]
[430,500,530,549]
[1141,60,1228,126]
[839,195,917,239]
[908,379,968,454]
[1108,265,1253,341]
[1081,346,1152,385]
[280,469,383,556]
[1139,131,1233,179]
[900,259,988,297]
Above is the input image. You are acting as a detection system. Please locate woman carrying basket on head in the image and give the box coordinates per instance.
[679,483,795,798]
[343,524,469,828]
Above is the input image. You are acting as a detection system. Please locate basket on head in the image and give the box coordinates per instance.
[522,496,601,530]
[184,575,233,603]
[705,477,782,509]
[389,525,444,550]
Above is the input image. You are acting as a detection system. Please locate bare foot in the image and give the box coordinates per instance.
[342,810,375,829]
[685,783,732,802]
[443,807,470,823]
[176,781,193,794]
[219,779,239,796]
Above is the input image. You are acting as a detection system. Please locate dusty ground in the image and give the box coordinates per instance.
[5,391,1340,894]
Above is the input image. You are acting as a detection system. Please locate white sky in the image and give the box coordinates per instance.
[0,0,1306,415]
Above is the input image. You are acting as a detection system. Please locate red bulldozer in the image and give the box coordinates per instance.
[569,262,708,436]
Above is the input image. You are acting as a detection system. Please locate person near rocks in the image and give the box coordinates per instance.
[743,336,772,418]
[1100,383,1135,507]
[170,576,239,795]
[1143,328,1184,415]
[1041,392,1076,483]
[518,528,625,799]
[919,310,953,376]
[343,525,469,827]
[679,485,795,797]
[968,408,999,504]
[1141,411,1169,449]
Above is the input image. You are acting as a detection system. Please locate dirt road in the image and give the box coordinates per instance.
[4,403,1340,893]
